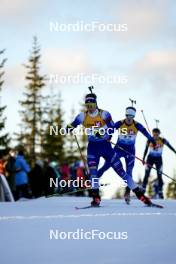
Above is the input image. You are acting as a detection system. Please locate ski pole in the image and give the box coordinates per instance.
[74,134,89,177]
[46,182,111,198]
[46,186,92,198]
[141,110,151,134]
[110,141,176,183]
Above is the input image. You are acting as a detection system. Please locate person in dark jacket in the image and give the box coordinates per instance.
[5,150,17,197]
[29,160,44,198]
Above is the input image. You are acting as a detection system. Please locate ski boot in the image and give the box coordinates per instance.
[91,189,101,207]
[133,187,152,206]
[158,191,164,199]
[124,186,131,204]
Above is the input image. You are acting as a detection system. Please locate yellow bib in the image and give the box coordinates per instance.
[149,137,164,150]
[83,110,106,128]
[119,120,138,135]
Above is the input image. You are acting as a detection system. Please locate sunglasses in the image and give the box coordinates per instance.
[126,115,134,118]
[85,103,96,109]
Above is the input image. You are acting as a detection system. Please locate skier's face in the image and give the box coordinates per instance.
[126,115,134,123]
[153,132,160,139]
[85,103,97,113]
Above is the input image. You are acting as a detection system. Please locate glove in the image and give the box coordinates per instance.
[142,159,145,165]
[66,124,74,133]
[94,130,102,138]
[107,135,112,142]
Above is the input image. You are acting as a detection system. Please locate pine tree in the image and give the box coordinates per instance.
[42,92,65,163]
[0,49,10,149]
[18,37,46,165]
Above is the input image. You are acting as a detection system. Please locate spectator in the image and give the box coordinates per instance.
[0,156,5,175]
[5,150,17,197]
[44,160,58,196]
[75,161,86,196]
[15,150,30,200]
[29,160,44,198]
[60,162,71,194]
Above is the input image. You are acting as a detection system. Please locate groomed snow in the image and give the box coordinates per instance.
[0,197,176,264]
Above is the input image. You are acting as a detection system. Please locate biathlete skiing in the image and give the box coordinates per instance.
[66,87,163,208]
[142,127,176,198]
[97,100,156,204]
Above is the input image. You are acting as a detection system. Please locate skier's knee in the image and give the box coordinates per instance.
[111,154,123,172]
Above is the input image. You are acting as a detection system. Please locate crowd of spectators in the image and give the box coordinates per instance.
[0,149,88,201]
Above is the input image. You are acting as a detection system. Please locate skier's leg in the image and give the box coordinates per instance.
[107,149,152,206]
[125,154,135,177]
[100,142,137,190]
[142,156,153,191]
[156,157,164,198]
[87,142,100,206]
[97,146,121,178]
[124,153,135,203]
[110,152,137,190]
[97,160,111,178]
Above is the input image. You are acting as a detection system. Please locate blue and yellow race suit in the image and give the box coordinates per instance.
[69,110,138,190]
[143,137,176,193]
[98,119,154,180]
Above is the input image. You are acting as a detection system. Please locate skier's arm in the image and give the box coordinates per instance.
[100,111,115,139]
[102,111,114,130]
[163,138,176,154]
[114,120,123,130]
[143,141,149,162]
[136,122,155,144]
[66,112,84,132]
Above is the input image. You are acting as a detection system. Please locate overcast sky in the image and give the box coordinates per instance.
[1,0,176,183]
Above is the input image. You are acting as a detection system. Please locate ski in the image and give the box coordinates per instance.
[149,202,164,208]
[75,205,102,210]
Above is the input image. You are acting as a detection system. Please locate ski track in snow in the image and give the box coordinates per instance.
[0,197,175,221]
[1,212,176,221]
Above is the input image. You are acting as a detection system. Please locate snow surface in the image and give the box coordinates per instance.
[0,197,176,264]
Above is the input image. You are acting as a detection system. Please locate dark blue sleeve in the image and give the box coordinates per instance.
[136,122,154,141]
[70,113,83,128]
[114,121,122,130]
[163,138,176,153]
[104,112,114,129]
[102,111,115,138]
